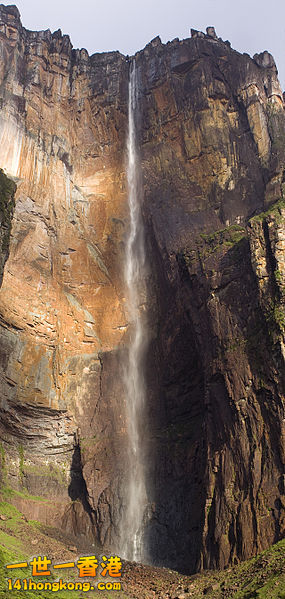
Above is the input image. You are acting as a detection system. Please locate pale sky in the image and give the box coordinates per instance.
[1,0,285,89]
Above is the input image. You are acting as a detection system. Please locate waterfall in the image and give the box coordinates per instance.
[121,61,148,562]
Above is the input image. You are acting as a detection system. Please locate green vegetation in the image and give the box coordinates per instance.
[200,223,246,244]
[23,462,67,486]
[1,485,48,504]
[249,198,285,341]
[0,445,6,484]
[0,500,26,534]
[0,491,127,598]
[182,224,247,270]
[224,336,247,355]
[0,169,16,254]
[232,539,285,599]
[0,499,47,599]
[0,169,16,216]
[199,224,246,259]
[250,198,285,224]
[0,484,284,598]
[274,269,282,284]
[265,300,285,336]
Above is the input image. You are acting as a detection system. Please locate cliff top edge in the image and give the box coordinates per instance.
[0,3,277,73]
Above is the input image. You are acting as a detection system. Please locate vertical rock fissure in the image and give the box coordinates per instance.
[262,219,279,299]
[120,60,149,563]
[68,438,99,535]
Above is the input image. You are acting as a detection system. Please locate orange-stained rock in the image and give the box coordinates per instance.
[0,5,284,573]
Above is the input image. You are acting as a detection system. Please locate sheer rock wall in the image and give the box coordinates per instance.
[0,4,284,571]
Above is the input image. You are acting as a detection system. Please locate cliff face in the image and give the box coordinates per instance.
[0,5,284,572]
[0,3,129,547]
[134,35,285,571]
[0,169,15,285]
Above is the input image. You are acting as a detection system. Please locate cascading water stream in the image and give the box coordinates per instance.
[120,60,148,562]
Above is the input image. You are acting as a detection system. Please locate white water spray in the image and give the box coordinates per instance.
[121,61,148,562]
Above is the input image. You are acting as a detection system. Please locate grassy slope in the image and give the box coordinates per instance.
[0,489,284,599]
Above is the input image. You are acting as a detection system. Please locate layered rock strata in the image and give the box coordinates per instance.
[0,4,284,571]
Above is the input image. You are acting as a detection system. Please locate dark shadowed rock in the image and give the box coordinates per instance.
[191,29,205,38]
[254,50,277,69]
[206,26,218,38]
[0,3,284,575]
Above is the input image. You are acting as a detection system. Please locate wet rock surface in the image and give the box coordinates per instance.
[0,6,284,573]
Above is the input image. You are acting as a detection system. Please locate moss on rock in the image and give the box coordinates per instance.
[0,169,16,283]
